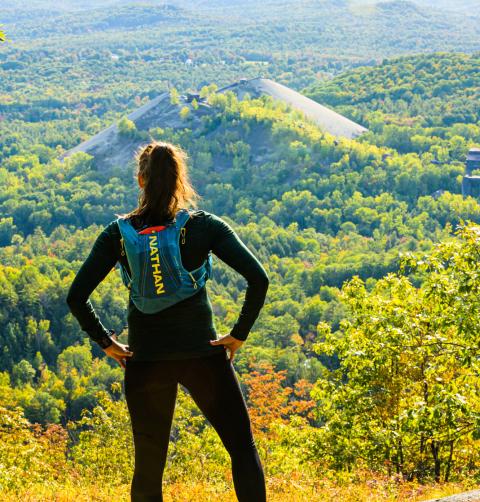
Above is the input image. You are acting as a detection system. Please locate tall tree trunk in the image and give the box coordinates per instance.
[399,437,404,476]
[417,434,427,482]
[445,439,454,482]
[431,440,441,482]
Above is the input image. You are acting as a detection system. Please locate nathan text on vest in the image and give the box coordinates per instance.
[149,234,165,295]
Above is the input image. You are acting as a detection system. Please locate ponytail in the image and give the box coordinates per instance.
[121,141,200,222]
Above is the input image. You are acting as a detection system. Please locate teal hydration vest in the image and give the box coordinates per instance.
[116,208,213,314]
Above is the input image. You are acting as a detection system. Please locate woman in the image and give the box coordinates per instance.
[66,141,270,502]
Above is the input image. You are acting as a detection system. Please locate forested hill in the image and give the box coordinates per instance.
[304,52,480,156]
[2,0,480,60]
[305,52,480,128]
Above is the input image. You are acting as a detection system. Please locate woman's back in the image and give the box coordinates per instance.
[66,208,269,361]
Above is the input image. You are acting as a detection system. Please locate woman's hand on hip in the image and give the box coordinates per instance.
[103,334,134,369]
[209,334,244,361]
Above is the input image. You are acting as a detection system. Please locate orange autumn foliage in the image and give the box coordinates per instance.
[241,359,316,436]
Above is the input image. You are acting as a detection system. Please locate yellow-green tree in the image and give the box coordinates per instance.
[179,106,190,120]
[170,87,180,105]
[117,116,138,138]
[312,222,480,482]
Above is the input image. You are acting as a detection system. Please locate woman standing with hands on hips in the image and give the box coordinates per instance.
[66,140,270,502]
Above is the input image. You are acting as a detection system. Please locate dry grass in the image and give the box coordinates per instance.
[0,475,476,502]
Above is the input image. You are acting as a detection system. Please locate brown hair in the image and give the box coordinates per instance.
[120,140,201,222]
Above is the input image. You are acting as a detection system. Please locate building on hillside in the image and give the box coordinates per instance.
[184,92,204,103]
[461,147,480,197]
[465,147,480,174]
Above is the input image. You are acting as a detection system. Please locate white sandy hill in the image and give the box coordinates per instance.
[218,77,368,139]
[60,76,367,169]
[59,92,169,164]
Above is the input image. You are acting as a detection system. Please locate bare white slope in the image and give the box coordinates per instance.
[60,92,168,160]
[224,77,368,139]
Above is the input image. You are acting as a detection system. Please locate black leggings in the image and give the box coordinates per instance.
[123,350,267,502]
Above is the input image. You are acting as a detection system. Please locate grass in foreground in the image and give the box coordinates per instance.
[0,474,478,502]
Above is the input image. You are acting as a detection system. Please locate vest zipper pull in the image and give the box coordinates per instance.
[188,271,198,289]
[181,227,186,244]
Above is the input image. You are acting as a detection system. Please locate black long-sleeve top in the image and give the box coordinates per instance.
[66,209,270,361]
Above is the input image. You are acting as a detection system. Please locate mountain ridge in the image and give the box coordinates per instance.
[60,77,367,169]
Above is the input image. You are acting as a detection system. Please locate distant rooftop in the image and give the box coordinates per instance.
[467,147,480,162]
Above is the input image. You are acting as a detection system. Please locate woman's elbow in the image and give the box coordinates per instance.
[66,287,82,312]
[258,270,270,292]
[246,270,269,292]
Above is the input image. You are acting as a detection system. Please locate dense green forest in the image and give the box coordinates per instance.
[1,2,480,500]
[305,52,480,156]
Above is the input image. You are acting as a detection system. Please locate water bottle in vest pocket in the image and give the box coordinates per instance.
[116,208,212,314]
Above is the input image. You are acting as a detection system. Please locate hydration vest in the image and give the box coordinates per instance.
[116,208,213,314]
